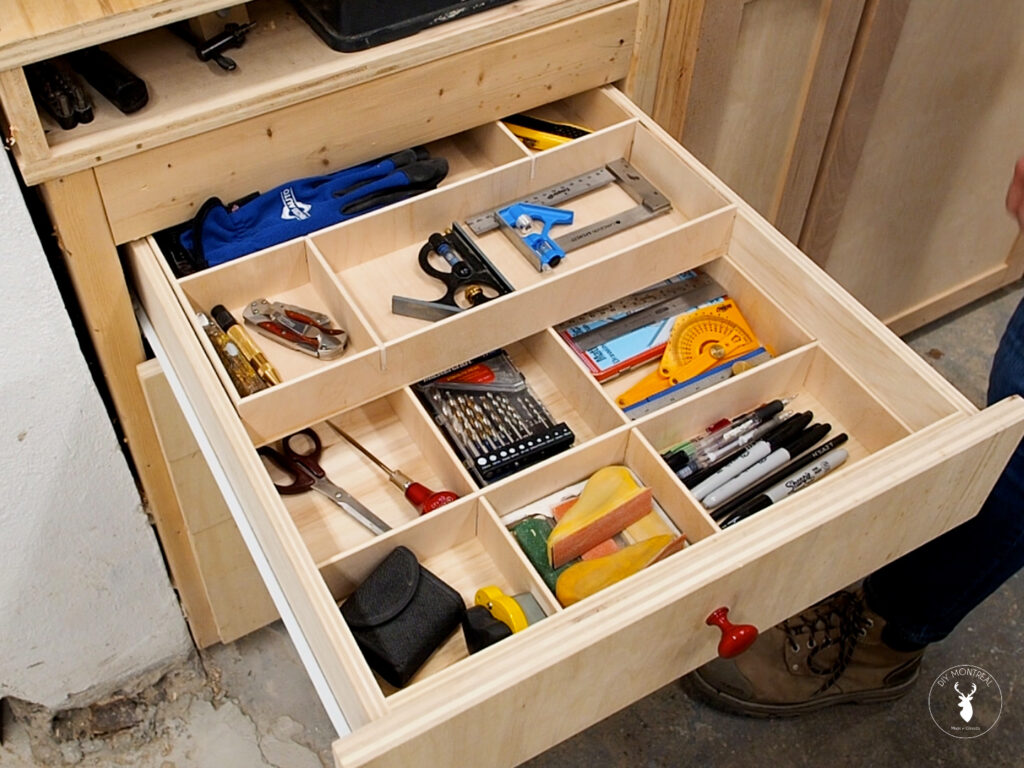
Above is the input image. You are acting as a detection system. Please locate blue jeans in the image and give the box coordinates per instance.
[863,295,1024,648]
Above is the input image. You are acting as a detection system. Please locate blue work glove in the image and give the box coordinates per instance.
[180,148,448,268]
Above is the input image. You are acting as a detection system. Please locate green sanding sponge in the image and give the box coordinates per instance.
[512,517,575,592]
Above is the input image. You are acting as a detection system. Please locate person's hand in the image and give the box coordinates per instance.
[1007,156,1024,230]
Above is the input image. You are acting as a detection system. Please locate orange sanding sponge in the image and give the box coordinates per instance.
[546,465,653,568]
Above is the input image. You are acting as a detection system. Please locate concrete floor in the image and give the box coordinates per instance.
[2,280,1021,768]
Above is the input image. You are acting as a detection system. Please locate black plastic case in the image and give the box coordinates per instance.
[290,0,517,51]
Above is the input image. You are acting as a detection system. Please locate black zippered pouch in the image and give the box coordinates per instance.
[340,546,464,688]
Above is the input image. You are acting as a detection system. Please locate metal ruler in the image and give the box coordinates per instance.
[465,165,616,234]
[465,159,672,261]
[564,272,726,350]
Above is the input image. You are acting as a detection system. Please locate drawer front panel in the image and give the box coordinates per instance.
[332,400,1024,768]
[130,238,389,730]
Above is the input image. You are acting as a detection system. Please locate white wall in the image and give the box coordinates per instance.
[0,153,191,709]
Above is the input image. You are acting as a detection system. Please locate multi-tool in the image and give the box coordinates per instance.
[242,299,348,360]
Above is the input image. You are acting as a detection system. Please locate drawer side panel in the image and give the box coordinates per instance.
[128,239,389,728]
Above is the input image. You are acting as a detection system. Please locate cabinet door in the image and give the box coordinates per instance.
[801,0,1024,332]
[643,0,864,241]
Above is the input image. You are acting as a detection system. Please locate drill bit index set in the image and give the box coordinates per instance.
[414,350,575,485]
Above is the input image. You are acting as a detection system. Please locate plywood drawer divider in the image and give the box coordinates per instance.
[6,0,1022,763]
[138,115,739,445]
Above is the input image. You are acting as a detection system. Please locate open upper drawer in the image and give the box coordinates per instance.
[0,0,635,186]
[127,84,1024,768]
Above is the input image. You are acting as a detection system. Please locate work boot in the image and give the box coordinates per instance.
[685,588,924,716]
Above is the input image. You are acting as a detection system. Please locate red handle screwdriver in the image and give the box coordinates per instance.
[325,420,459,514]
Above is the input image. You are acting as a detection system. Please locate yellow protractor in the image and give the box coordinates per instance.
[616,299,761,409]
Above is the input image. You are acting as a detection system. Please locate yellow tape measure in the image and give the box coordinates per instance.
[475,586,529,633]
[617,299,762,409]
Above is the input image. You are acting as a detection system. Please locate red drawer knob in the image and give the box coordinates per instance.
[706,607,758,658]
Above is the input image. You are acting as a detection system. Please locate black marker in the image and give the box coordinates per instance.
[711,433,850,522]
[701,422,832,509]
[682,411,813,488]
[720,448,850,528]
[689,412,815,500]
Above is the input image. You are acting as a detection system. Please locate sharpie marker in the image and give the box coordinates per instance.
[701,423,831,509]
[720,448,849,528]
[711,433,849,522]
[689,412,812,500]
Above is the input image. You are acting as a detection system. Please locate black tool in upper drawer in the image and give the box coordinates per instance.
[67,47,148,114]
[391,222,514,322]
[25,59,93,130]
[171,20,256,72]
[465,159,671,271]
[414,350,574,485]
[291,0,518,52]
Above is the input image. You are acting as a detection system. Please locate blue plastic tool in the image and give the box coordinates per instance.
[496,202,574,271]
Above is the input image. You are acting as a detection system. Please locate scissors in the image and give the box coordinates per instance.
[259,428,391,535]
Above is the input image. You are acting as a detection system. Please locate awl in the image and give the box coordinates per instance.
[325,421,459,514]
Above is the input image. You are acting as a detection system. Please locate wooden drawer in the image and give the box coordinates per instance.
[127,80,1024,768]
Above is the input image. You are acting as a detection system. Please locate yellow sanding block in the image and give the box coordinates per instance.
[546,466,653,568]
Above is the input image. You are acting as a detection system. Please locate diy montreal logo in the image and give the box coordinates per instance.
[928,665,1003,738]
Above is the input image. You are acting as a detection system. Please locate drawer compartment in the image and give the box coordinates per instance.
[3,0,637,188]
[127,85,1024,768]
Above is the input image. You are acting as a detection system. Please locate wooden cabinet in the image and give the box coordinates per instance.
[801,0,1024,333]
[645,0,865,244]
[647,0,1024,333]
[2,2,1023,765]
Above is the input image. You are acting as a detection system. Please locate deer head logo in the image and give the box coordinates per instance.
[955,682,977,723]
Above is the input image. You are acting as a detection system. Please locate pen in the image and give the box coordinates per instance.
[680,411,812,486]
[688,413,811,499]
[664,397,792,465]
[719,448,850,528]
[701,422,832,509]
[711,433,850,521]
[212,304,282,386]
